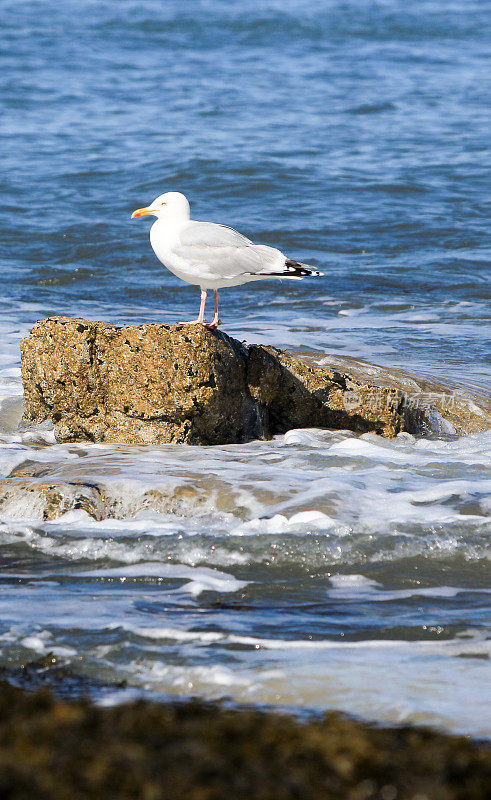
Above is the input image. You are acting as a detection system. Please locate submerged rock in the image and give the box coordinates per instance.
[20,317,488,445]
[0,476,212,522]
[0,478,105,521]
[0,679,489,800]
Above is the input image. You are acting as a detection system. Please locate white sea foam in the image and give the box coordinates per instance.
[328,437,421,463]
[74,562,248,595]
[2,425,489,546]
[19,629,77,658]
[326,573,490,602]
[107,630,491,735]
[234,510,340,536]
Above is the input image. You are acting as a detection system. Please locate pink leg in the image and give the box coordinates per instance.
[205,290,220,330]
[179,289,207,325]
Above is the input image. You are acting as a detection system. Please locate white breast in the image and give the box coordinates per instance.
[149,220,199,285]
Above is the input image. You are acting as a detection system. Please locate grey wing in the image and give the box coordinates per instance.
[172,221,283,279]
[179,221,254,248]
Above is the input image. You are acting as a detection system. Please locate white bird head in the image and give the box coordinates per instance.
[131,191,190,221]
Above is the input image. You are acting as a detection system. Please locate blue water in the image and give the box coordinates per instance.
[0,1,490,736]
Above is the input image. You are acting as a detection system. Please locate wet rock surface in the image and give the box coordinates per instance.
[314,353,491,437]
[0,476,210,521]
[0,677,489,800]
[20,317,489,445]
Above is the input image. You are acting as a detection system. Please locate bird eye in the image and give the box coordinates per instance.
[161,202,166,206]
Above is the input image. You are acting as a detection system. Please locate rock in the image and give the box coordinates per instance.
[315,353,491,437]
[0,680,490,800]
[20,317,489,446]
[0,479,106,521]
[0,476,213,522]
[247,345,429,437]
[21,317,258,445]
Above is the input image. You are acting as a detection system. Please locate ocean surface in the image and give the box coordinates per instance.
[0,0,490,736]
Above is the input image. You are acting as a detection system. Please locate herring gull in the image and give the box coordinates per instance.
[131,191,322,329]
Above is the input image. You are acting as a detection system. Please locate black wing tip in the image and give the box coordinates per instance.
[284,259,323,277]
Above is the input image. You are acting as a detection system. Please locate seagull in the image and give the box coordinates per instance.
[131,191,322,329]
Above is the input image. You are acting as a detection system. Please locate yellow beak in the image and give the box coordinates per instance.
[131,207,155,219]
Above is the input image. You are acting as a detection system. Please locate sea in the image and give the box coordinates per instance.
[0,0,490,737]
